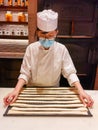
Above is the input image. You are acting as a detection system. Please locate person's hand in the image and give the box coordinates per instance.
[3,90,19,106]
[79,91,94,108]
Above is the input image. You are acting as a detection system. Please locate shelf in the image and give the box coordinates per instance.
[0,21,28,25]
[0,43,27,59]
[0,6,27,12]
[0,35,28,39]
[0,52,24,59]
[57,35,94,39]
[57,35,96,44]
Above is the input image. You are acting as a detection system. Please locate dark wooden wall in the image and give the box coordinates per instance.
[38,0,98,89]
[0,0,98,89]
[0,59,22,87]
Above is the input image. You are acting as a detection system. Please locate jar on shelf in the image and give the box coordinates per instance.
[13,0,18,6]
[25,0,28,7]
[17,0,21,6]
[5,11,13,22]
[0,0,4,6]
[21,0,25,7]
[18,12,26,22]
[8,0,12,6]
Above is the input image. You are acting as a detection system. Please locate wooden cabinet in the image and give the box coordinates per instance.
[0,4,28,40]
[0,0,38,43]
[0,0,30,58]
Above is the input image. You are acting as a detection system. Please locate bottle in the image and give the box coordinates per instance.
[21,0,25,7]
[8,0,12,6]
[18,12,26,22]
[14,0,18,6]
[17,0,21,6]
[25,0,28,7]
[0,0,4,6]
[5,11,12,22]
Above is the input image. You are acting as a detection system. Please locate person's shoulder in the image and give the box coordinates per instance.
[25,41,40,54]
[27,41,39,48]
[26,41,40,50]
[55,42,67,50]
[54,42,69,54]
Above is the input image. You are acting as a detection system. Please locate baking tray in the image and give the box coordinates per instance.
[3,87,92,117]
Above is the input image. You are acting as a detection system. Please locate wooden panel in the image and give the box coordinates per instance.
[43,0,96,36]
[52,1,95,21]
[94,65,98,90]
[28,0,37,43]
[0,59,22,87]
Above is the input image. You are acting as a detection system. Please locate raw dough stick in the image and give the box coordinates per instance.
[23,88,77,92]
[8,109,88,115]
[23,89,77,93]
[20,91,77,95]
[15,99,81,104]
[10,103,84,108]
[19,94,79,98]
[11,106,88,111]
[17,97,79,101]
[24,87,76,90]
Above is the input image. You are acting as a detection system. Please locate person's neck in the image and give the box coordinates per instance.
[44,47,50,50]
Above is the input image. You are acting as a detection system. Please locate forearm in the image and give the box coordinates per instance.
[72,81,85,94]
[14,78,26,93]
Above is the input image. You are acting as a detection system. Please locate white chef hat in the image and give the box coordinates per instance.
[37,9,58,32]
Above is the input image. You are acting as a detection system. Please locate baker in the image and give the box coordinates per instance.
[3,9,94,107]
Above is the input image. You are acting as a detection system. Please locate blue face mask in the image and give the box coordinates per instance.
[39,38,55,48]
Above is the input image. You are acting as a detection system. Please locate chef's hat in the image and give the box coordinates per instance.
[37,9,58,32]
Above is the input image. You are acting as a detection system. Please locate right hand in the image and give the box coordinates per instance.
[3,90,19,106]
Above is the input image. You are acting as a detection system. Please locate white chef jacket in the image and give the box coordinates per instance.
[18,41,79,86]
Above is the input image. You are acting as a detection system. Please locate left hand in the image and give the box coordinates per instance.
[79,91,94,108]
